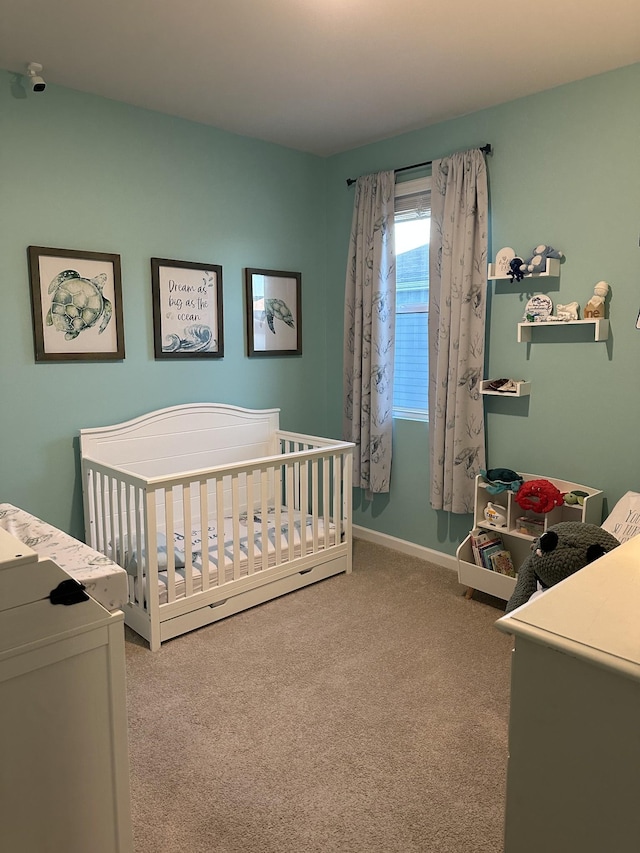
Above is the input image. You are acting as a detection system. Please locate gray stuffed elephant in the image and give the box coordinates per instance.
[505,521,620,614]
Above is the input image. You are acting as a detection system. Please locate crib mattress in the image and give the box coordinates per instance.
[0,503,128,612]
[123,507,336,605]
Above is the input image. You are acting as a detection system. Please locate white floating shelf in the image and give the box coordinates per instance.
[488,258,560,280]
[517,318,609,343]
[481,380,531,397]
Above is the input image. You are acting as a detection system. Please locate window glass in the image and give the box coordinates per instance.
[393,178,430,421]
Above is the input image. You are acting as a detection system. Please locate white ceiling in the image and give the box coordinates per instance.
[2,1,640,157]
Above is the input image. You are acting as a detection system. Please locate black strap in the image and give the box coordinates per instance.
[49,578,90,606]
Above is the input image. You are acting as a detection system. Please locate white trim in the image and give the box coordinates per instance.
[396,303,428,314]
[395,176,431,196]
[353,524,457,572]
[393,406,428,422]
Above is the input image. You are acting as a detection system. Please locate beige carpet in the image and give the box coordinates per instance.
[125,538,512,853]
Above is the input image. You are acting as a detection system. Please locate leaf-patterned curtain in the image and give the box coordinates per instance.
[343,171,396,495]
[429,149,489,513]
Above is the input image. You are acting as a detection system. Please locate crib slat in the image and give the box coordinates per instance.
[274,464,282,566]
[144,489,161,647]
[216,476,225,586]
[87,470,99,551]
[115,480,124,565]
[122,483,130,565]
[200,479,210,592]
[286,462,295,562]
[293,445,301,510]
[183,483,193,599]
[344,450,353,573]
[122,483,132,601]
[300,459,308,556]
[110,477,119,563]
[164,487,176,603]
[260,470,269,572]
[135,486,144,605]
[97,472,106,553]
[246,472,255,575]
[332,454,340,547]
[323,457,330,550]
[101,472,110,556]
[312,458,319,552]
[232,474,240,580]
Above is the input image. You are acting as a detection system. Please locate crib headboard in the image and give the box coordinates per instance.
[79,403,281,477]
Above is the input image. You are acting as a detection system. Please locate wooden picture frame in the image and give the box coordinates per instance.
[245,268,302,357]
[28,246,125,362]
[151,258,224,359]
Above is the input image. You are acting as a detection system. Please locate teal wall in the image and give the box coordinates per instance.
[3,64,640,554]
[325,63,640,554]
[0,70,328,538]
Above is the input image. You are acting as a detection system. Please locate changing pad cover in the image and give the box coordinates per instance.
[0,503,128,612]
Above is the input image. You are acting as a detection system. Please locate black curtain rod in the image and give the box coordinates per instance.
[345,143,492,187]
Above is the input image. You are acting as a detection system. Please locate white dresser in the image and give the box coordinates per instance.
[0,528,133,853]
[496,535,640,853]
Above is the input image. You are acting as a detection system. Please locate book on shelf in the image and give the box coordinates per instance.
[469,528,515,574]
[489,549,516,578]
[478,540,505,570]
[470,528,503,568]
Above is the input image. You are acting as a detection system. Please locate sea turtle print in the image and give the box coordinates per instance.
[263,298,294,333]
[46,269,112,340]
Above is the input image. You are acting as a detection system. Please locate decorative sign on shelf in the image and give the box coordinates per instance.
[523,294,553,322]
[494,247,516,277]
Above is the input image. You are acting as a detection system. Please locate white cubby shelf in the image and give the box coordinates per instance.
[457,472,603,602]
[481,380,531,398]
[517,318,609,343]
[488,257,561,280]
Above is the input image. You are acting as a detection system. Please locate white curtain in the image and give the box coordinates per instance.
[343,171,396,494]
[429,149,489,513]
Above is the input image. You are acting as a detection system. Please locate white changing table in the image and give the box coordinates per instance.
[496,535,640,853]
[0,528,133,853]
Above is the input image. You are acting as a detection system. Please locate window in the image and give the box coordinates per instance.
[393,177,430,421]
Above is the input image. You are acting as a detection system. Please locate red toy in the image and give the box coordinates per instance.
[515,479,565,514]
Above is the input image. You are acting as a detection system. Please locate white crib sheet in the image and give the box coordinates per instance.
[0,503,128,612]
[122,507,336,605]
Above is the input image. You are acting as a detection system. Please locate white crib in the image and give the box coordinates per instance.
[80,403,354,650]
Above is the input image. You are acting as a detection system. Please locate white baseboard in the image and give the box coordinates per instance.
[353,525,458,572]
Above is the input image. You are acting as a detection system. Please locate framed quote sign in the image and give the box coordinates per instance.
[151,257,224,358]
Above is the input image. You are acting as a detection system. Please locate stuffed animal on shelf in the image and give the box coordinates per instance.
[508,257,526,283]
[505,521,620,613]
[556,301,579,320]
[583,280,609,319]
[564,490,589,506]
[519,245,564,275]
[481,468,524,495]
[515,479,565,514]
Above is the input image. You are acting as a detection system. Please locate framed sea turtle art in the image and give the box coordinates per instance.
[151,257,224,359]
[245,268,302,357]
[28,246,125,362]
